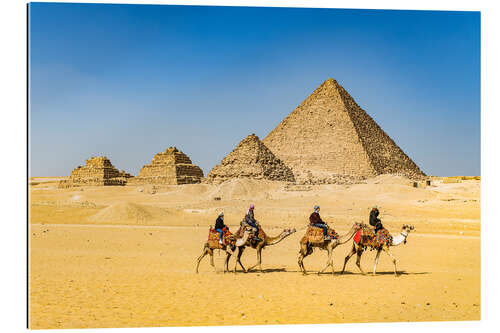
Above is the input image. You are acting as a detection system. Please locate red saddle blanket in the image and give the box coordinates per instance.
[354,227,393,248]
[208,227,233,247]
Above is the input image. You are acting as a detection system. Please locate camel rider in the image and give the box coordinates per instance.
[369,206,383,233]
[244,204,262,242]
[215,212,227,244]
[310,205,329,240]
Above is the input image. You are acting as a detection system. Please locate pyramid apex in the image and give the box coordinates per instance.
[165,146,179,153]
[324,77,339,85]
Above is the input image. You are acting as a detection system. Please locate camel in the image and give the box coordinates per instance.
[196,226,251,273]
[298,222,363,275]
[233,225,296,273]
[341,224,415,276]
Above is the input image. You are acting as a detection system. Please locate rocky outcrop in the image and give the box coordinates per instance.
[207,134,295,183]
[263,78,426,184]
[58,156,131,188]
[128,147,204,185]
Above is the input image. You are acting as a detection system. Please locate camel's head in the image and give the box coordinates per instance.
[353,222,364,230]
[401,224,414,244]
[282,228,296,237]
[402,224,415,233]
[402,224,415,236]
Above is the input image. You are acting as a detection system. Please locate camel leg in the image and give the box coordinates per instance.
[341,244,357,274]
[384,247,398,276]
[319,246,334,276]
[298,243,311,275]
[224,252,232,273]
[247,247,263,272]
[356,247,366,275]
[372,248,382,275]
[208,248,217,272]
[195,244,210,273]
[298,253,305,274]
[233,247,239,272]
[235,247,247,273]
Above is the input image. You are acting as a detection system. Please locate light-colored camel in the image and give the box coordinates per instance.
[298,222,363,275]
[341,224,415,276]
[233,226,296,273]
[196,227,251,273]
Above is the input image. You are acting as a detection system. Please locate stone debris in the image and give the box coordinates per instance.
[128,147,204,185]
[207,134,295,183]
[58,156,131,188]
[263,78,426,184]
[283,184,312,192]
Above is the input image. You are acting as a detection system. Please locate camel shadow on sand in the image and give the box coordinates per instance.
[228,268,430,275]
[234,268,288,274]
[324,270,430,276]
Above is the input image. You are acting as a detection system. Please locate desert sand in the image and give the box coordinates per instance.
[28,175,480,329]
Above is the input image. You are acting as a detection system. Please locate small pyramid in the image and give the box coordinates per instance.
[207,134,295,183]
[128,147,204,185]
[58,156,132,187]
[263,78,425,183]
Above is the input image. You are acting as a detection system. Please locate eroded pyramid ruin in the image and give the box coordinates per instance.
[262,78,425,184]
[207,134,295,183]
[128,147,204,185]
[58,156,132,188]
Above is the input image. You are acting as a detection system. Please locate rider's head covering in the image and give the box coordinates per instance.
[218,211,224,217]
[249,204,255,210]
[372,205,378,209]
[314,205,320,211]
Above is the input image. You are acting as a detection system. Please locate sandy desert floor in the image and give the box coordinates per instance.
[28,175,480,329]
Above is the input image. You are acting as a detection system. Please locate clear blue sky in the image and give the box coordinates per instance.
[28,3,480,177]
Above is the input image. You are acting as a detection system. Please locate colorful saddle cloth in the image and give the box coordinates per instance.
[306,226,339,243]
[354,226,393,248]
[207,227,233,248]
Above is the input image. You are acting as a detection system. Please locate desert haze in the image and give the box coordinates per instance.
[29,174,480,328]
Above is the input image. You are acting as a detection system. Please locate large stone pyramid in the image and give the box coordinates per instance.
[207,134,295,183]
[58,156,132,188]
[262,78,425,183]
[128,147,204,185]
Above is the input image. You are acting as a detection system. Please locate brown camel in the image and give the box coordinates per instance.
[341,224,415,276]
[298,222,363,275]
[196,226,251,273]
[233,225,296,273]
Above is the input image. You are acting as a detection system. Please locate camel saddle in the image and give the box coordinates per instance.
[354,226,393,249]
[207,227,233,248]
[236,223,264,240]
[306,226,339,244]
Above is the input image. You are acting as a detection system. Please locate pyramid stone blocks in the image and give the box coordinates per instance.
[263,78,425,183]
[58,156,131,188]
[207,134,295,183]
[128,147,204,185]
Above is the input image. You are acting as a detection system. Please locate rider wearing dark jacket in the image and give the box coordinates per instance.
[215,212,227,244]
[244,204,262,242]
[309,205,329,240]
[369,207,383,232]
